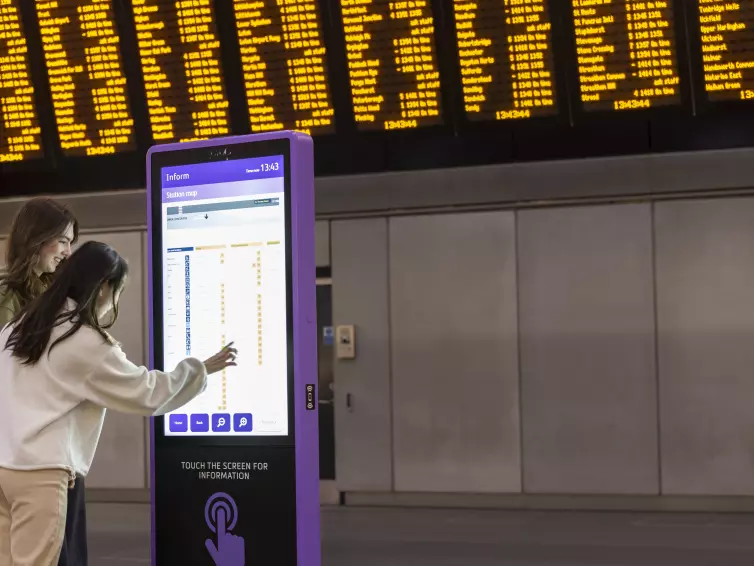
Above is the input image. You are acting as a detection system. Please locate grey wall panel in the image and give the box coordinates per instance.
[315,221,330,267]
[0,190,147,235]
[80,232,147,489]
[2,148,754,230]
[331,219,393,491]
[316,148,754,214]
[389,212,521,493]
[518,205,658,494]
[656,199,754,495]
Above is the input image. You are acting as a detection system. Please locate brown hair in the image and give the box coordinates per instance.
[4,197,79,306]
[6,241,128,365]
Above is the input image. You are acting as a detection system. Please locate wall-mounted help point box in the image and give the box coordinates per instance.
[336,325,356,359]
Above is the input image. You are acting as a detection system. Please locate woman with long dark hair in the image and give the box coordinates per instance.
[0,241,237,566]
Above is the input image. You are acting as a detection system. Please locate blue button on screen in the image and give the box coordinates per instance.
[212,413,231,432]
[190,414,209,433]
[233,413,253,432]
[169,414,188,433]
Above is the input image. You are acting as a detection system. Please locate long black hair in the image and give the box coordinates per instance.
[5,241,129,365]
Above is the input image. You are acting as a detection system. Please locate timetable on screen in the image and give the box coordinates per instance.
[231,0,335,135]
[570,0,682,111]
[36,0,135,157]
[696,0,754,102]
[0,0,44,162]
[132,0,231,143]
[339,0,443,130]
[452,0,558,121]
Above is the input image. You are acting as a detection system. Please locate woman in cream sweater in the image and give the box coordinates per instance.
[0,241,237,566]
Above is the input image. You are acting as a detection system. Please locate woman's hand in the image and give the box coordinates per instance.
[202,342,238,375]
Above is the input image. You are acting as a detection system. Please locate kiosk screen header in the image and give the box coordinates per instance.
[160,155,289,437]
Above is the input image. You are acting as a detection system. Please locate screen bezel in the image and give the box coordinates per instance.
[150,138,295,448]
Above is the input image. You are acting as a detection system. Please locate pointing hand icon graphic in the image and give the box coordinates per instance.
[205,494,245,566]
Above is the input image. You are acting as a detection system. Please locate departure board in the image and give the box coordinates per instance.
[453,0,557,121]
[0,0,44,162]
[132,0,230,143]
[36,0,135,156]
[697,0,754,101]
[232,0,335,135]
[339,0,443,130]
[571,0,682,111]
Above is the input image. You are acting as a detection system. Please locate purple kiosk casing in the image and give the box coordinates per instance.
[146,131,319,565]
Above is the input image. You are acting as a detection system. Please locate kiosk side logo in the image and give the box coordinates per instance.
[205,492,245,565]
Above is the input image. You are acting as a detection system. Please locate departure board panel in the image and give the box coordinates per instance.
[36,0,135,156]
[697,0,754,101]
[133,0,230,143]
[232,0,335,134]
[339,0,443,130]
[0,0,44,162]
[571,0,682,111]
[453,0,557,121]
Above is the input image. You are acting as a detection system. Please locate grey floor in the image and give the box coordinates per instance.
[88,503,754,565]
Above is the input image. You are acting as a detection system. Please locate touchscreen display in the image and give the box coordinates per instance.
[160,155,289,437]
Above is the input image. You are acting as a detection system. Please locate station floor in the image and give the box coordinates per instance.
[88,503,754,565]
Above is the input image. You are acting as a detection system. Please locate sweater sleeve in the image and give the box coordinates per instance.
[0,305,14,328]
[0,288,21,328]
[83,345,208,416]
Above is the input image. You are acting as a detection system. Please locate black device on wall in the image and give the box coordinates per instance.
[2,0,754,197]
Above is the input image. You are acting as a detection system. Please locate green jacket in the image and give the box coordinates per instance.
[0,285,22,327]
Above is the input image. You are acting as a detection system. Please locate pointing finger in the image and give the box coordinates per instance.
[217,507,227,539]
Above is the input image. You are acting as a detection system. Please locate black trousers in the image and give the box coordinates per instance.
[58,475,87,566]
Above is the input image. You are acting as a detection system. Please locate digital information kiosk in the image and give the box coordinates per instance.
[147,132,319,565]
